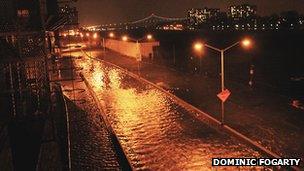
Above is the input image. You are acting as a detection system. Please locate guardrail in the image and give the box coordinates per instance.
[61,88,72,171]
[51,84,72,171]
[0,125,8,154]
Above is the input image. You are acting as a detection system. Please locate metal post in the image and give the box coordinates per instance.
[200,57,202,74]
[9,64,16,117]
[220,50,225,124]
[103,38,105,52]
[103,38,106,60]
[35,61,41,111]
[90,37,92,57]
[249,64,254,88]
[136,40,141,76]
[173,44,176,65]
[17,62,25,116]
[205,42,241,125]
[220,50,225,92]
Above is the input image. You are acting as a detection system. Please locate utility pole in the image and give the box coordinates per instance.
[173,44,176,65]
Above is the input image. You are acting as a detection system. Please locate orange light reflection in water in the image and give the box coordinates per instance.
[92,69,105,91]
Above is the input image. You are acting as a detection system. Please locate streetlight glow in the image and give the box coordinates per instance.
[86,33,90,37]
[241,38,252,48]
[109,32,115,38]
[122,35,128,41]
[147,34,153,40]
[93,33,98,39]
[193,42,204,52]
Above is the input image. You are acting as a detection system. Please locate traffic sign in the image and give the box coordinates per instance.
[217,89,231,102]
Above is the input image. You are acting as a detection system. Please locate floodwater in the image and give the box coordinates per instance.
[76,55,263,170]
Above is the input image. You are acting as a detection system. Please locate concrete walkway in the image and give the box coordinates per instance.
[61,77,125,170]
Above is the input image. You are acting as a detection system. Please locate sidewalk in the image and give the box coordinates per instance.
[0,126,13,171]
[60,75,124,170]
[88,48,304,160]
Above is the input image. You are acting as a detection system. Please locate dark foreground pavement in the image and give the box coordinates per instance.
[61,77,129,170]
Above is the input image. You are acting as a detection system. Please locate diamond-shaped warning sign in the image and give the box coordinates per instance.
[217,89,231,102]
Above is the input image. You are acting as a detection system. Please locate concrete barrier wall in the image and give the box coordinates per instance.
[105,39,159,59]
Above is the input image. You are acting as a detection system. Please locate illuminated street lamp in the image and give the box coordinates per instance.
[92,32,106,55]
[146,34,153,40]
[93,32,98,39]
[194,38,253,124]
[109,32,115,38]
[193,42,203,52]
[193,41,204,73]
[122,35,128,41]
[122,34,154,76]
[241,38,252,49]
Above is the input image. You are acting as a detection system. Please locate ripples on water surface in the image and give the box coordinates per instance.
[78,58,262,170]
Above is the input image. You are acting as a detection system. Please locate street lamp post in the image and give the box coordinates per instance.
[122,34,153,77]
[193,42,204,74]
[136,39,141,76]
[173,44,176,65]
[103,38,106,53]
[194,39,252,124]
[93,32,106,59]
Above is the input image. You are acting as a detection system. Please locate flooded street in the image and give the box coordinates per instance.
[1,0,304,169]
[75,54,262,170]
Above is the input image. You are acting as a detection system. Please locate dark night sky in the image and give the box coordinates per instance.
[75,0,304,26]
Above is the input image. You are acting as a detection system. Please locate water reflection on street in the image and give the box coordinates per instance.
[76,54,261,170]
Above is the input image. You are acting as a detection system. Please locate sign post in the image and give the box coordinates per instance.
[136,41,142,76]
[217,89,231,124]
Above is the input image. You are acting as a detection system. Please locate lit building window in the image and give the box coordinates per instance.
[188,8,220,25]
[228,4,257,20]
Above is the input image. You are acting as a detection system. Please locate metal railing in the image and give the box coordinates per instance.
[51,83,72,171]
